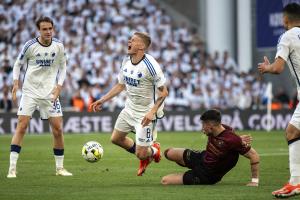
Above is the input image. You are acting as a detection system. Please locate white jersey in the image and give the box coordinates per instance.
[13,37,67,99]
[118,54,166,117]
[276,27,300,99]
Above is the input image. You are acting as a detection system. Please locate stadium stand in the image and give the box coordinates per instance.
[0,0,267,111]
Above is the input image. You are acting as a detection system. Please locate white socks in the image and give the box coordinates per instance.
[54,155,64,169]
[9,151,19,170]
[289,140,300,185]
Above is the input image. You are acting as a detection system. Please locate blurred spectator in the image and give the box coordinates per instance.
[275,87,290,108]
[0,0,267,111]
[71,90,85,112]
[0,86,12,112]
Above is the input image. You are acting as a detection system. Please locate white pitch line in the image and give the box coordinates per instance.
[259,152,288,156]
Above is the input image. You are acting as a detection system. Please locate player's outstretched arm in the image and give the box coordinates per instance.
[258,56,285,74]
[90,83,125,112]
[141,85,168,127]
[243,147,260,187]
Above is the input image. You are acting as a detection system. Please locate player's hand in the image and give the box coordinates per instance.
[90,99,104,112]
[51,85,62,101]
[12,81,19,104]
[246,181,259,187]
[258,56,270,74]
[141,111,155,127]
[240,134,252,147]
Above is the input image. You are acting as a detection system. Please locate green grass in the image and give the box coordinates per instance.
[0,131,298,200]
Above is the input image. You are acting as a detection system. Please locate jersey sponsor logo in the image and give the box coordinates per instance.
[138,138,145,142]
[36,59,54,67]
[124,76,140,87]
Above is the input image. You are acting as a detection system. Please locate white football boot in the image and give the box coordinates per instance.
[7,168,17,178]
[56,168,73,176]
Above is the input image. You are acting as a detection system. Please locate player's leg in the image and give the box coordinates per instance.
[111,129,135,153]
[272,107,300,198]
[7,115,31,178]
[48,116,72,176]
[164,148,186,167]
[112,110,136,154]
[42,98,72,176]
[135,124,160,176]
[8,95,35,178]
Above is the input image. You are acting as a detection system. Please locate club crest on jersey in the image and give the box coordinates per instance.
[137,72,143,78]
[51,52,56,57]
[215,139,224,147]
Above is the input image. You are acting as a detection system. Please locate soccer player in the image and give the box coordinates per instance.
[161,109,260,186]
[91,32,168,176]
[7,16,72,178]
[258,3,300,198]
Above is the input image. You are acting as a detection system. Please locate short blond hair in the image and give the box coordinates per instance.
[134,32,151,49]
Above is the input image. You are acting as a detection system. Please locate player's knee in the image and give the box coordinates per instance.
[111,135,121,145]
[164,148,172,160]
[52,126,63,136]
[16,122,28,135]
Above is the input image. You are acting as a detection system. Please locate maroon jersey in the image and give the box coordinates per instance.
[203,124,250,179]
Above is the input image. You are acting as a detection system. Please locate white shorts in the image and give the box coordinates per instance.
[18,95,63,119]
[114,109,156,146]
[290,103,300,130]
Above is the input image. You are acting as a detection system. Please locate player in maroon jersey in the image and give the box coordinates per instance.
[161,109,260,186]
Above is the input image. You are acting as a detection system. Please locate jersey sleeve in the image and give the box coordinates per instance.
[117,57,127,84]
[229,134,251,155]
[13,41,32,80]
[275,33,290,61]
[57,44,67,86]
[145,56,166,88]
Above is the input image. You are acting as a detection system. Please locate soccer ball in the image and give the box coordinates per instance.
[82,141,104,163]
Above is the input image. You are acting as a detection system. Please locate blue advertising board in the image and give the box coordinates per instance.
[256,0,285,48]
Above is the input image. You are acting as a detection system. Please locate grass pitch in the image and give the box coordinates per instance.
[0,131,297,200]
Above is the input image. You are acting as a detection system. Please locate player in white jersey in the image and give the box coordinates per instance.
[91,32,168,176]
[7,16,72,178]
[258,3,300,198]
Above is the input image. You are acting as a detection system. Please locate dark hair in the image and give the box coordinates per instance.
[134,32,151,49]
[283,3,300,21]
[200,109,221,123]
[35,16,54,29]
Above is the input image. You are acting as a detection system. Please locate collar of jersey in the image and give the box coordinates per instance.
[130,54,146,65]
[36,37,52,47]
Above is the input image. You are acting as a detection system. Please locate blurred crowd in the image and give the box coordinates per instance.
[0,0,289,112]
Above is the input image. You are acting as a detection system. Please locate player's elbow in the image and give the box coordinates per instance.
[162,87,168,98]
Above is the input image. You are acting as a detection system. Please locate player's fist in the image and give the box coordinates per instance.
[258,56,270,74]
[141,111,155,127]
[90,99,104,112]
